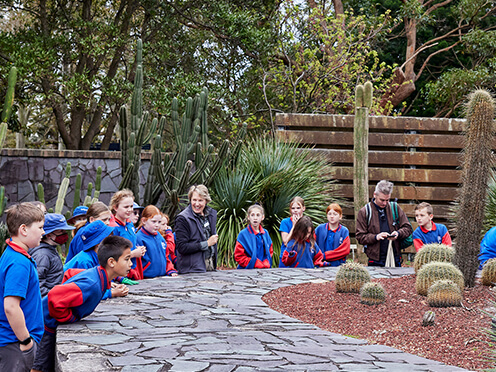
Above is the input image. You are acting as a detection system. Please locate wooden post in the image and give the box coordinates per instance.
[353,82,372,264]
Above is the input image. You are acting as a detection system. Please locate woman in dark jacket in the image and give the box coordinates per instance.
[175,185,218,273]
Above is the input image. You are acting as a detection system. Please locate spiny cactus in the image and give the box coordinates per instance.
[0,66,17,148]
[360,282,386,305]
[415,262,464,296]
[427,279,463,308]
[454,89,496,287]
[0,222,8,254]
[481,258,496,286]
[0,186,7,216]
[335,262,371,293]
[54,163,71,214]
[422,310,435,326]
[414,243,455,273]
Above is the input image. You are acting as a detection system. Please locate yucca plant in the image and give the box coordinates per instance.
[210,136,338,268]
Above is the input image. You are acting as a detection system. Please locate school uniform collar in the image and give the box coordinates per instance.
[6,239,32,259]
[420,221,437,233]
[248,225,264,235]
[141,227,158,236]
[327,223,341,232]
[114,217,129,226]
[98,265,111,290]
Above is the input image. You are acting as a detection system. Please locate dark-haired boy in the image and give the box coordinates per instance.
[0,203,45,372]
[32,235,133,372]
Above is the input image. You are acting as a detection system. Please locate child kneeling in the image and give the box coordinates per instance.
[32,236,133,372]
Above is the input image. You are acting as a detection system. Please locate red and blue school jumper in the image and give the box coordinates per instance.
[66,223,89,262]
[136,228,177,278]
[163,231,177,269]
[479,226,496,269]
[113,218,143,279]
[278,217,294,267]
[281,239,326,268]
[315,223,350,266]
[412,222,452,252]
[0,240,44,346]
[235,225,273,269]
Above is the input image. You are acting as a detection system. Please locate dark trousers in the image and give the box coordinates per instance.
[0,341,38,372]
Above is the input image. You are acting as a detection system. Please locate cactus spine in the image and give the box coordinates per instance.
[427,280,463,308]
[335,262,371,293]
[360,282,386,305]
[415,262,464,296]
[413,243,455,273]
[454,89,496,287]
[481,258,496,286]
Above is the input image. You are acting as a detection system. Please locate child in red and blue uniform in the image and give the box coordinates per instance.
[0,204,45,372]
[281,216,327,268]
[413,202,452,252]
[279,197,306,267]
[109,189,146,279]
[32,236,133,372]
[315,203,350,267]
[235,204,273,269]
[136,206,177,278]
[159,213,177,269]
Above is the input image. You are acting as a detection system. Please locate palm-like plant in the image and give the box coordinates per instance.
[211,136,339,268]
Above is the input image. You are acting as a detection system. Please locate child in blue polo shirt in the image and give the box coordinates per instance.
[0,203,45,372]
[281,216,327,268]
[235,204,273,269]
[278,197,306,267]
[30,213,75,297]
[315,203,350,267]
[413,202,452,252]
[32,236,133,372]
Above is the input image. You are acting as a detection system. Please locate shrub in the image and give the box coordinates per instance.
[413,243,455,273]
[481,258,496,286]
[335,262,371,293]
[360,282,386,305]
[427,280,463,307]
[416,262,464,296]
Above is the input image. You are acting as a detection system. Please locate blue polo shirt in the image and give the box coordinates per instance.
[0,241,44,346]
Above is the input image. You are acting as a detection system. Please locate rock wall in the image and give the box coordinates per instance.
[0,149,151,213]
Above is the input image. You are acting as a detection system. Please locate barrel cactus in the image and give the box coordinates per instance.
[427,280,463,307]
[481,258,496,286]
[360,282,386,305]
[335,262,371,293]
[413,243,455,273]
[415,262,464,296]
[422,310,435,326]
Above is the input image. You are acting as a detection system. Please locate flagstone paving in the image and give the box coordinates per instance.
[56,267,470,371]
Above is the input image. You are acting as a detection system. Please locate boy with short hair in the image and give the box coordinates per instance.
[32,235,133,372]
[0,203,45,372]
[413,202,452,251]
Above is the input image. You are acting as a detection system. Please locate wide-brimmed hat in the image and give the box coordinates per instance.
[80,220,114,251]
[43,213,75,236]
[67,206,89,224]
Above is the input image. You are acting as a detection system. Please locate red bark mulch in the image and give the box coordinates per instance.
[262,275,495,371]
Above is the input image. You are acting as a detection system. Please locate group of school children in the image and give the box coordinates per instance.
[0,184,461,372]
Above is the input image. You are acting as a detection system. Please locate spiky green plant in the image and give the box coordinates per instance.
[483,173,496,235]
[413,243,455,273]
[0,66,17,148]
[481,258,496,286]
[335,262,371,293]
[54,163,71,214]
[415,262,464,296]
[360,282,386,305]
[454,89,496,287]
[210,136,338,267]
[422,310,435,326]
[0,222,8,255]
[427,279,463,307]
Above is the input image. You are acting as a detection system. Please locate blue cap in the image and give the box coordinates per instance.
[67,206,89,224]
[43,213,75,236]
[133,202,144,210]
[80,220,114,251]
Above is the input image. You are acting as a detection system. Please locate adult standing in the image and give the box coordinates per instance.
[175,185,218,273]
[356,180,412,267]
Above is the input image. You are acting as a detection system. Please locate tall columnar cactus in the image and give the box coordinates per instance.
[415,262,464,296]
[0,186,7,216]
[481,258,496,286]
[0,66,17,148]
[335,262,371,293]
[54,163,71,214]
[454,89,496,287]
[413,243,455,273]
[360,282,386,305]
[354,81,373,264]
[427,280,463,308]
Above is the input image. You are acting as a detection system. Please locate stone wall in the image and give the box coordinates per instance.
[0,149,151,213]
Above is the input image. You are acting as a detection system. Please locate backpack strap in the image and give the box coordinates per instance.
[390,201,398,224]
[365,203,372,226]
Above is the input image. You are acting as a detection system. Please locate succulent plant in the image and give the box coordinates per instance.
[427,279,463,308]
[0,222,8,254]
[414,243,455,273]
[360,282,386,305]
[422,310,435,326]
[335,262,371,293]
[481,258,496,286]
[415,262,464,296]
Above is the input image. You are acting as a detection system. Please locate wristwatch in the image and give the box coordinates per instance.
[19,336,32,345]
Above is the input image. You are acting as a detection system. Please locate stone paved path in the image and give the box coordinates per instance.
[56,267,470,372]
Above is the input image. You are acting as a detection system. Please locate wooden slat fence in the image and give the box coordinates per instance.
[276,113,469,250]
